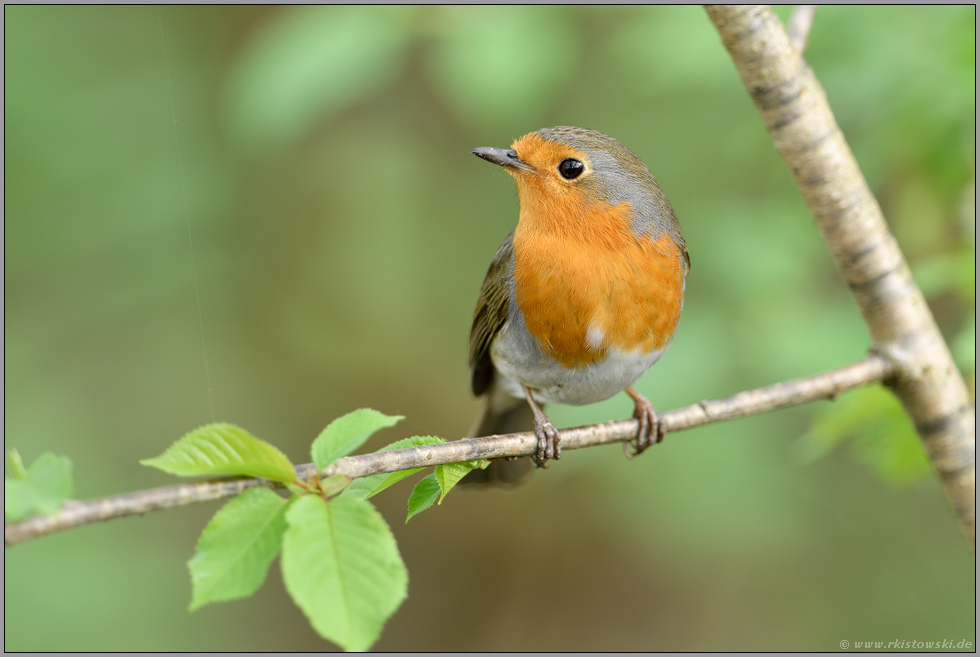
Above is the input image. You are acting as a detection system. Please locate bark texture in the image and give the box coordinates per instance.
[706,5,975,547]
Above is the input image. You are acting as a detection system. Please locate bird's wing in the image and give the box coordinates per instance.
[468,230,515,396]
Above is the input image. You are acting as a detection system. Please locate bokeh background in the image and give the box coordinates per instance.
[5,5,975,651]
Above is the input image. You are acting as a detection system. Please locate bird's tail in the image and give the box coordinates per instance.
[462,390,535,485]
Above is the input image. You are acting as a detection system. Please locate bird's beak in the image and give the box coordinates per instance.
[471,147,535,173]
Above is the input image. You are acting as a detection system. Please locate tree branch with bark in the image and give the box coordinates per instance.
[6,355,892,547]
[705,4,975,547]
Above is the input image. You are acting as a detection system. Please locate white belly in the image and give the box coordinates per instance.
[490,319,665,405]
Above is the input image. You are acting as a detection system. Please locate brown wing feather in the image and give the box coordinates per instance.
[469,230,515,396]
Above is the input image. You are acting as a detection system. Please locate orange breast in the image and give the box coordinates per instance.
[512,196,684,368]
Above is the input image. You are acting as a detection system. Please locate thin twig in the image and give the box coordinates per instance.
[787,5,818,53]
[705,5,976,548]
[5,355,892,547]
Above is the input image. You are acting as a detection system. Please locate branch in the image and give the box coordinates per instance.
[787,5,818,53]
[5,355,892,547]
[705,5,976,548]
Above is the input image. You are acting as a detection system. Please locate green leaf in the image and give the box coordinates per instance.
[282,494,408,652]
[366,469,425,500]
[4,452,73,521]
[405,474,440,524]
[141,423,296,483]
[188,488,289,611]
[318,475,353,498]
[434,459,487,503]
[311,409,404,472]
[342,436,445,500]
[6,449,28,480]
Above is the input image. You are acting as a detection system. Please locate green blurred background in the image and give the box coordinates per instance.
[5,5,975,651]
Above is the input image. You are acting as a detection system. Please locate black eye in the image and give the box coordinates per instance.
[558,158,584,180]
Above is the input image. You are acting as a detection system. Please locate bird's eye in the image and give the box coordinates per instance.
[558,158,584,180]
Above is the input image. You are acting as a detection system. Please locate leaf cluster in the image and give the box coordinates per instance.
[139,409,486,651]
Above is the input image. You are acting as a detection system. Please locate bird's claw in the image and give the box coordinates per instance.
[522,384,561,468]
[623,391,664,459]
[532,416,561,468]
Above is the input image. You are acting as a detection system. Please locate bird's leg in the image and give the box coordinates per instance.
[522,385,561,466]
[623,387,664,459]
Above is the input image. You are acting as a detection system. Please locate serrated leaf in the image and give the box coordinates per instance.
[405,474,440,524]
[366,469,424,501]
[311,409,404,472]
[188,488,289,611]
[4,453,73,521]
[141,423,296,482]
[282,494,407,652]
[434,459,487,503]
[342,436,445,500]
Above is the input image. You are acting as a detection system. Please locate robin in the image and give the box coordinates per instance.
[468,126,689,471]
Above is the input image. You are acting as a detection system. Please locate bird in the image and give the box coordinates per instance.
[467,126,689,471]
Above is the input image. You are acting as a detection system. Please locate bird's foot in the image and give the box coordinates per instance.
[532,414,561,467]
[623,387,664,459]
[523,385,561,467]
